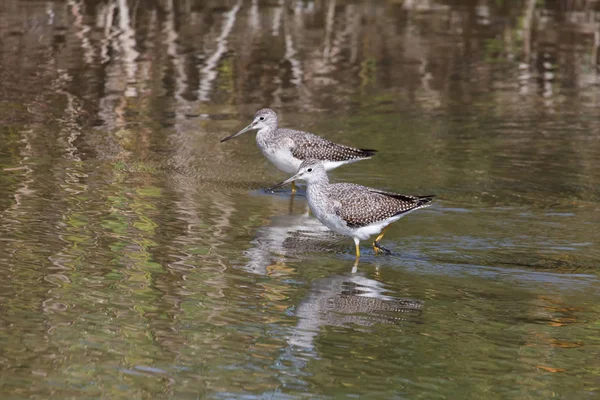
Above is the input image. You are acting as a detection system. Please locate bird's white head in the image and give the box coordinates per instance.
[250,108,277,131]
[220,108,278,142]
[293,160,327,183]
[268,159,328,190]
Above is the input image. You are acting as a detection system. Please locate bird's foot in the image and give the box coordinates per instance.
[264,186,297,195]
[373,241,392,255]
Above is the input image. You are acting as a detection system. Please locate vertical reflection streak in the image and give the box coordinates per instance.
[68,0,95,65]
[271,0,286,107]
[46,1,55,25]
[284,11,303,87]
[593,19,600,68]
[323,0,336,61]
[197,0,242,102]
[164,0,189,120]
[272,0,284,36]
[98,1,117,64]
[117,0,139,97]
[250,0,261,32]
[523,0,536,63]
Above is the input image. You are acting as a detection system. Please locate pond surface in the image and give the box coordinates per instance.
[1,0,600,398]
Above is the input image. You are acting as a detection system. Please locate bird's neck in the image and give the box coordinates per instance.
[306,173,330,188]
[256,125,277,146]
[306,174,331,220]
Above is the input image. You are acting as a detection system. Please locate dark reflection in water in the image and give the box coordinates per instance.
[1,0,600,399]
[289,271,423,351]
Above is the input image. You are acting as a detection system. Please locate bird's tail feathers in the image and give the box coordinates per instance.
[416,195,435,207]
[358,148,378,158]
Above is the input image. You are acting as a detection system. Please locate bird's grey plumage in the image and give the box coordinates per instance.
[269,159,434,257]
[327,184,434,228]
[283,129,377,162]
[221,108,376,174]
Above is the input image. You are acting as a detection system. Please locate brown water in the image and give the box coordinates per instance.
[1,0,600,398]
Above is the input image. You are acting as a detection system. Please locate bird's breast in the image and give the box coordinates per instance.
[261,146,299,174]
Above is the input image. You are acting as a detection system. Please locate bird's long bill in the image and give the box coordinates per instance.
[267,173,300,191]
[220,123,254,143]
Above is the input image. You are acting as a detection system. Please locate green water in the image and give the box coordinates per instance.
[1,0,600,398]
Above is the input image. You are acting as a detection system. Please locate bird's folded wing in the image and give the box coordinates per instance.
[367,189,420,203]
[288,131,375,162]
[335,187,428,228]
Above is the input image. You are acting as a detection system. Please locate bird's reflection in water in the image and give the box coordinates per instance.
[242,207,340,275]
[288,271,424,352]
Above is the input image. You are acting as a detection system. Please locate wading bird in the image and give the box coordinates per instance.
[269,160,434,261]
[221,109,376,193]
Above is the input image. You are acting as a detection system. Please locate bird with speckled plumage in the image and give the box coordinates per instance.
[220,108,376,193]
[269,160,434,261]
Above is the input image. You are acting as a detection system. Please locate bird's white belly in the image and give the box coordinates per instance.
[352,212,413,240]
[352,220,392,240]
[262,147,300,174]
[307,194,355,237]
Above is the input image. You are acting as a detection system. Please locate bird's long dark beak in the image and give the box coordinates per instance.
[267,173,301,191]
[220,123,254,143]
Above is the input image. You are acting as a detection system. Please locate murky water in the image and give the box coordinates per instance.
[1,0,600,398]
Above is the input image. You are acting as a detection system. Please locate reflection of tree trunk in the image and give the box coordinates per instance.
[164,0,189,120]
[349,3,361,64]
[329,4,354,65]
[97,0,124,132]
[323,0,336,61]
[197,0,242,102]
[272,0,284,36]
[284,11,303,88]
[594,28,600,67]
[99,1,117,64]
[68,0,95,64]
[250,0,261,33]
[117,0,139,97]
[271,0,286,108]
[95,0,141,138]
[523,0,536,63]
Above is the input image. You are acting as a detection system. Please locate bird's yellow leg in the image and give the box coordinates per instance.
[375,225,390,244]
[354,238,361,260]
[352,258,359,274]
[291,181,297,194]
[373,225,390,255]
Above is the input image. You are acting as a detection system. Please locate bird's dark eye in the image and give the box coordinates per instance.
[259,117,265,121]
[307,168,313,172]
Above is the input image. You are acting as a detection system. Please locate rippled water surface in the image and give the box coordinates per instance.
[1,0,600,398]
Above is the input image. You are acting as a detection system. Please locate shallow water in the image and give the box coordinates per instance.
[1,0,600,398]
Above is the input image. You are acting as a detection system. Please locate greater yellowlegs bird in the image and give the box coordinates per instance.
[269,160,434,260]
[220,108,376,192]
